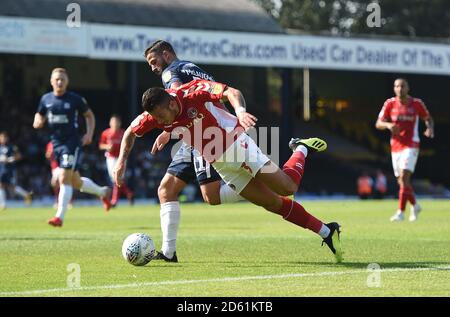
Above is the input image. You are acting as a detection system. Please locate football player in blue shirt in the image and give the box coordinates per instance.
[0,131,33,210]
[33,68,112,227]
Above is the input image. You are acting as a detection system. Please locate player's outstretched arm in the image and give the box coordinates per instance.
[222,87,257,130]
[114,126,136,186]
[32,113,46,129]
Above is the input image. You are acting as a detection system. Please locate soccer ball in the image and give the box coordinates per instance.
[122,233,155,266]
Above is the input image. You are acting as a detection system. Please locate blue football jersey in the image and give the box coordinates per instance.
[0,143,17,172]
[37,91,89,143]
[161,60,214,88]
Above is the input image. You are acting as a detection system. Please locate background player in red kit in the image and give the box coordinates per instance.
[99,115,134,207]
[114,79,343,263]
[376,78,434,222]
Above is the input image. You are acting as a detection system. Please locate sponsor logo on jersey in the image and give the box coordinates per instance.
[210,84,223,95]
[187,107,198,119]
[48,112,69,124]
[396,115,415,121]
[162,71,172,83]
[181,69,214,81]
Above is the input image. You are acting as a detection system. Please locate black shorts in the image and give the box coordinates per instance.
[166,144,221,185]
[52,140,82,170]
[0,170,15,185]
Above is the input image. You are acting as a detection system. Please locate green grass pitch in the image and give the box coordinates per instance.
[0,199,449,296]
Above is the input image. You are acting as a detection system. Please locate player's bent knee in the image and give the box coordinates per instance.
[200,182,221,205]
[158,177,182,203]
[59,170,73,185]
[71,172,82,189]
[202,193,221,205]
[279,183,296,197]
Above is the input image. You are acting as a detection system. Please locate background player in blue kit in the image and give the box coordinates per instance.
[114,41,246,261]
[33,68,112,227]
[0,131,33,211]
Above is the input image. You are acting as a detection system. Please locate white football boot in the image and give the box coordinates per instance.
[409,203,422,222]
[390,210,405,222]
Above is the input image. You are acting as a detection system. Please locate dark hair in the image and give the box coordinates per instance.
[110,114,121,121]
[394,78,409,85]
[0,131,8,137]
[141,87,171,112]
[144,40,176,58]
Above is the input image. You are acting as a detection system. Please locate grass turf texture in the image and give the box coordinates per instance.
[0,199,449,296]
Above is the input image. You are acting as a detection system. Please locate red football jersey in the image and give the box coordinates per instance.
[99,128,125,158]
[46,142,58,170]
[378,96,430,152]
[163,79,243,162]
[130,80,243,163]
[130,112,162,137]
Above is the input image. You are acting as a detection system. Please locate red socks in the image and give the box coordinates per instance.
[282,151,306,188]
[406,186,416,205]
[279,196,323,233]
[112,184,133,204]
[399,186,416,211]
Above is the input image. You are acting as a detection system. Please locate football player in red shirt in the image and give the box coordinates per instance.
[99,115,134,207]
[376,78,434,222]
[114,80,343,263]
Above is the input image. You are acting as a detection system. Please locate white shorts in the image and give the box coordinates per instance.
[212,133,270,194]
[391,148,419,177]
[106,156,118,180]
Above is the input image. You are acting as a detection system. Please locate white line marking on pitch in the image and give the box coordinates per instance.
[1,266,449,296]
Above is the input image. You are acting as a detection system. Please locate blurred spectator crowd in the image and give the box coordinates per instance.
[0,94,173,201]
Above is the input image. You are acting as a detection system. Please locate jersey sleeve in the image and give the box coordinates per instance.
[188,80,227,103]
[130,113,160,137]
[415,99,430,119]
[99,130,107,146]
[79,96,90,114]
[378,99,392,121]
[37,96,47,115]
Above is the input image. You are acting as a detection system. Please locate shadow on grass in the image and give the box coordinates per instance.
[0,237,92,241]
[286,261,450,270]
[175,261,450,270]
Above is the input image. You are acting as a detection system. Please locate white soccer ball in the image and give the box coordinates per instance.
[122,233,155,266]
